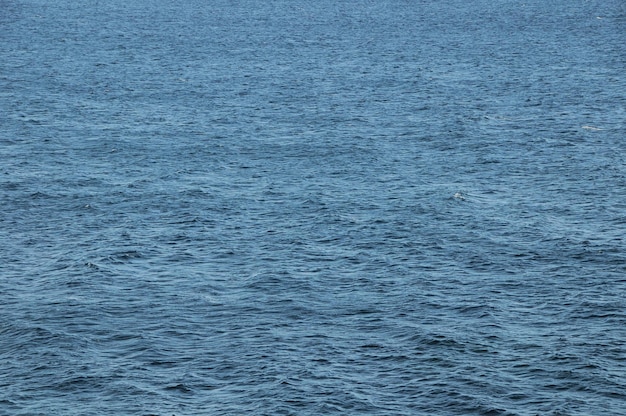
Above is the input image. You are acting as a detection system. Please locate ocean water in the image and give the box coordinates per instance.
[1,0,626,414]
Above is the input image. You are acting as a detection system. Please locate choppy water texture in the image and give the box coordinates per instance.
[2,0,626,414]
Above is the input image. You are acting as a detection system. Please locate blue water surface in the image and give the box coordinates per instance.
[1,0,626,414]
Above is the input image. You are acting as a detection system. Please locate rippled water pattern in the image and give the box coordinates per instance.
[2,0,626,414]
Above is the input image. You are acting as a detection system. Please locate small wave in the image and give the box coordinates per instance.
[582,125,603,130]
[164,383,194,394]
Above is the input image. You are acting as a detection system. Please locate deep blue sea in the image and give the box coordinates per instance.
[2,0,626,414]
